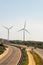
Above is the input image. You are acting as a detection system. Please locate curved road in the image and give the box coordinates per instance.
[0,45,21,65]
[28,46,43,60]
[34,48,43,60]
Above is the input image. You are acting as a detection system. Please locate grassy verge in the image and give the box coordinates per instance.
[30,51,43,65]
[0,43,6,55]
[20,48,28,65]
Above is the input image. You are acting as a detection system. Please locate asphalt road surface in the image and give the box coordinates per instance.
[34,48,43,60]
[28,46,43,60]
[0,45,21,65]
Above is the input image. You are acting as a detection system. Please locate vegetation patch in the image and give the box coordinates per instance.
[9,40,43,49]
[0,43,6,55]
[20,48,28,65]
[30,51,43,65]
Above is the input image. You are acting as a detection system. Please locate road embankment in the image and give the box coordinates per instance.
[0,47,9,60]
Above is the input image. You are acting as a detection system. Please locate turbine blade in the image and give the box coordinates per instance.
[18,28,24,32]
[24,20,26,28]
[3,25,8,30]
[25,29,30,33]
[9,26,14,29]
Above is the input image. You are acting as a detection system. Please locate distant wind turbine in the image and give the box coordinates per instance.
[3,25,14,40]
[18,21,30,41]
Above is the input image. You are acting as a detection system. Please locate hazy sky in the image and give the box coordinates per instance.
[0,0,43,41]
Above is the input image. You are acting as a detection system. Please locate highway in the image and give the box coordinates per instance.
[1,43,43,65]
[10,43,43,60]
[34,48,43,60]
[28,46,43,60]
[0,45,21,65]
[9,44,43,60]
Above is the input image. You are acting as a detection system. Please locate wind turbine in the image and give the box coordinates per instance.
[18,21,30,41]
[3,25,14,40]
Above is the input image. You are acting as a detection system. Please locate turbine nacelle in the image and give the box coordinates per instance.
[3,25,14,30]
[3,25,14,40]
[18,28,29,33]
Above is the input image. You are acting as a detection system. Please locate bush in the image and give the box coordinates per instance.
[0,42,6,55]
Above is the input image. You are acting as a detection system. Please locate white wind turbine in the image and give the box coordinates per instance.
[3,25,14,40]
[18,21,30,41]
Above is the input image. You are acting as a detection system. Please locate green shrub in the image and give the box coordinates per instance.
[0,43,6,55]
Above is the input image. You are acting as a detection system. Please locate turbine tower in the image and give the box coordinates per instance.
[18,21,29,41]
[3,26,14,40]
